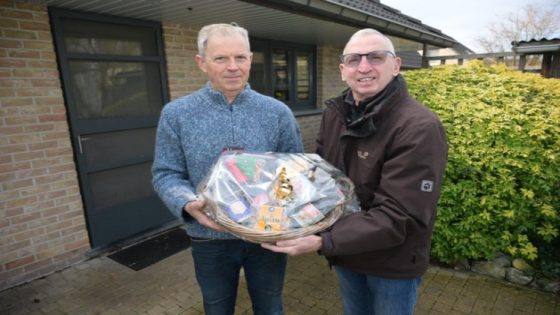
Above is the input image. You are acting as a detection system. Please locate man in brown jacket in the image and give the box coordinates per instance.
[262,28,448,315]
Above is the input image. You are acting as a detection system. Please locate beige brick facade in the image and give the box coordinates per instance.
[162,23,208,101]
[0,1,345,291]
[0,0,89,291]
[318,45,348,107]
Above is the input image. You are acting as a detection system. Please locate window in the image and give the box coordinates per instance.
[56,16,166,122]
[249,40,316,111]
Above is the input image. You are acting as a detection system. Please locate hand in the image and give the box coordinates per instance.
[261,235,322,256]
[184,200,225,232]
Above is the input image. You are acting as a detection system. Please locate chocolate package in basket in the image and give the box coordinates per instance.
[197,151,360,243]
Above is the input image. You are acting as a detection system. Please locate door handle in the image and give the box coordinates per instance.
[77,136,91,154]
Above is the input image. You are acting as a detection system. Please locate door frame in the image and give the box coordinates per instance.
[49,7,173,248]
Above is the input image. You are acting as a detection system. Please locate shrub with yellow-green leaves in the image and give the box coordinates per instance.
[404,62,560,268]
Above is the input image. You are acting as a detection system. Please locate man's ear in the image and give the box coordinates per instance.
[339,64,346,81]
[196,54,207,73]
[393,57,402,77]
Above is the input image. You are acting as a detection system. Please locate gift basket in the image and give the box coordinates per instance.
[197,151,360,243]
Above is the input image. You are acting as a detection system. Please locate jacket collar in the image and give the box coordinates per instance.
[332,74,408,139]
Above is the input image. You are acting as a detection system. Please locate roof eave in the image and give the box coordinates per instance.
[239,0,457,47]
[512,44,560,54]
[322,0,457,47]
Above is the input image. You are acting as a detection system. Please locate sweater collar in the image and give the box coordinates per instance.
[203,82,252,106]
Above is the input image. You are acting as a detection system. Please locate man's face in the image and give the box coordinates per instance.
[339,34,401,103]
[196,33,252,102]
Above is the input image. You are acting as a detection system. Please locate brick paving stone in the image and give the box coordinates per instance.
[418,294,438,309]
[423,309,448,315]
[493,305,516,314]
[432,300,455,313]
[147,304,167,314]
[471,302,493,314]
[1,249,559,315]
[454,297,477,313]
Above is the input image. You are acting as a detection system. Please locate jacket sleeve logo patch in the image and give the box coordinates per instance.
[421,180,434,192]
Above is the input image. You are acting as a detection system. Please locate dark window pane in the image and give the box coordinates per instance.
[90,162,155,210]
[82,128,156,171]
[296,52,310,101]
[68,61,163,119]
[249,39,316,111]
[249,51,266,94]
[272,50,290,101]
[65,37,143,56]
[62,18,157,56]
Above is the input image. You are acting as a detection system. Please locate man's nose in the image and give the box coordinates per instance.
[357,55,372,71]
[226,57,239,70]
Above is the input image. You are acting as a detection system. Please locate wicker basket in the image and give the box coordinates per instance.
[202,177,354,243]
[210,200,344,243]
[198,154,357,243]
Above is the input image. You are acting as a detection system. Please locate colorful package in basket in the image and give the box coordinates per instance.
[197,151,360,243]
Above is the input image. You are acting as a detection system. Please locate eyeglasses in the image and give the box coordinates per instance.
[340,50,396,67]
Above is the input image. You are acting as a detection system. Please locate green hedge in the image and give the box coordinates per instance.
[403,62,560,267]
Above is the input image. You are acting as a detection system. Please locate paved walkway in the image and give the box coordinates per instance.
[1,248,559,314]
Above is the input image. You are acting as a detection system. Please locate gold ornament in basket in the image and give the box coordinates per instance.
[197,151,359,243]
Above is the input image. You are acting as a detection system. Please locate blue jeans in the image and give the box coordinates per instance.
[335,266,421,315]
[190,238,286,315]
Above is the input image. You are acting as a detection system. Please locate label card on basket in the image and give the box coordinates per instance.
[255,205,285,231]
[225,199,252,223]
[291,203,324,227]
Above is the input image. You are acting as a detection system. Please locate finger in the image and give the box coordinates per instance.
[189,200,205,212]
[205,216,226,232]
[199,214,225,232]
[261,243,287,253]
[184,201,225,232]
[275,239,298,247]
[194,199,207,208]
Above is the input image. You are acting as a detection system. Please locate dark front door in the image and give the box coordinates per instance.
[50,8,175,248]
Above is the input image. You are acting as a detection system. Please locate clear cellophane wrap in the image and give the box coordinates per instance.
[197,151,360,243]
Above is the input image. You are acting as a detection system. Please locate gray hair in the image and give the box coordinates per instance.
[197,23,250,57]
[344,28,395,54]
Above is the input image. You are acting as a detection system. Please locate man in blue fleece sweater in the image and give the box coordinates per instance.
[152,23,303,314]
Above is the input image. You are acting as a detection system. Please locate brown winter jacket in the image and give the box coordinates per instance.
[317,75,448,278]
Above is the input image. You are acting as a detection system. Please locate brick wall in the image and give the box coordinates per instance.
[298,45,347,153]
[295,115,320,153]
[162,23,207,100]
[318,45,347,108]
[0,0,89,291]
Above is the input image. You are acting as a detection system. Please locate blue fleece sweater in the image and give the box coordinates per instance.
[152,83,304,239]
